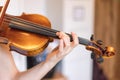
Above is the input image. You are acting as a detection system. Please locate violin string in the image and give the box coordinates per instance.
[5,14,62,38]
[5,14,59,34]
[3,17,91,45]
[4,14,91,45]
[3,19,59,39]
[4,14,76,40]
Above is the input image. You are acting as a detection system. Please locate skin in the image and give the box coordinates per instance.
[0,32,79,80]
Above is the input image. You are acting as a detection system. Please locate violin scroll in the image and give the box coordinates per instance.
[86,35,115,63]
[104,46,115,57]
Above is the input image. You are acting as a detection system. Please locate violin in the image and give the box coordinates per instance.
[0,0,115,63]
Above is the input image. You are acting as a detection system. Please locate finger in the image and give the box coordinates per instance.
[56,32,63,39]
[59,39,64,53]
[57,32,70,46]
[61,32,70,47]
[71,32,79,47]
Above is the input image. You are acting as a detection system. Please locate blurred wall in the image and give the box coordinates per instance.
[94,0,120,80]
[62,0,94,80]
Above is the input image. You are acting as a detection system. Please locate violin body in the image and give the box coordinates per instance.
[0,13,53,56]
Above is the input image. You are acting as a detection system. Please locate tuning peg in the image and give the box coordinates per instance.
[90,34,94,41]
[91,52,95,59]
[96,40,103,45]
[97,56,104,63]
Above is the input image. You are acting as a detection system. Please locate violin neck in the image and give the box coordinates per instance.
[67,33,91,45]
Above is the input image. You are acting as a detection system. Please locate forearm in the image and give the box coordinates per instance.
[15,50,62,80]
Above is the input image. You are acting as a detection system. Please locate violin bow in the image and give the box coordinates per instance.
[0,0,10,25]
[0,0,10,44]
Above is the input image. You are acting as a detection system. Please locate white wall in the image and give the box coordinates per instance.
[23,0,46,15]
[45,0,63,31]
[6,0,24,15]
[62,0,95,80]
